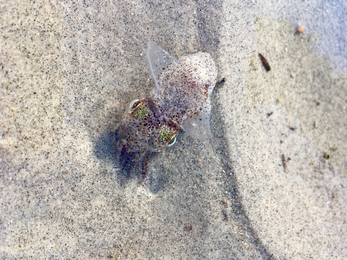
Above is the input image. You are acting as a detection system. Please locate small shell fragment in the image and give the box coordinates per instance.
[258,53,271,71]
[297,24,305,33]
[313,121,317,128]
[281,154,288,173]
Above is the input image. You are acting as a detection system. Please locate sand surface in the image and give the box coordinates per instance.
[1,0,346,259]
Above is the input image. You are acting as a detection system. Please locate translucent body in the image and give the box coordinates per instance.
[117,42,217,177]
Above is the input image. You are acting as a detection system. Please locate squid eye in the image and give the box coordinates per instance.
[129,99,140,110]
[158,124,178,146]
[166,136,176,147]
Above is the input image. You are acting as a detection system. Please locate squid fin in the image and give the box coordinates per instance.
[146,41,177,93]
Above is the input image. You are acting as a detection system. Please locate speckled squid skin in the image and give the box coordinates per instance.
[117,52,216,178]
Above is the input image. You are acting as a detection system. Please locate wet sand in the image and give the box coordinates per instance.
[1,0,346,258]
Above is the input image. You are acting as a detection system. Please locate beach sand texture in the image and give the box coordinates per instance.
[1,0,346,258]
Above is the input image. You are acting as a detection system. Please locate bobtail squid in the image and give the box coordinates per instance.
[116,42,217,179]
